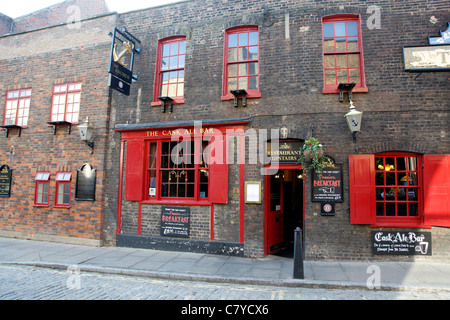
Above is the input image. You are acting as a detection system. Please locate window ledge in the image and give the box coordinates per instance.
[33,204,50,208]
[322,86,368,94]
[151,99,185,107]
[221,92,261,101]
[54,205,71,209]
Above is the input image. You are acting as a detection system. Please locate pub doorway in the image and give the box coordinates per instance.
[265,166,304,257]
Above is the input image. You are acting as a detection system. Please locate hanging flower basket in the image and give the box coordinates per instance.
[299,138,325,178]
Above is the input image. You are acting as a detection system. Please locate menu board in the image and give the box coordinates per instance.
[0,165,12,198]
[312,161,343,203]
[161,207,190,238]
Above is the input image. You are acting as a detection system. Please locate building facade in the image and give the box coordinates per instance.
[104,0,450,261]
[1,0,449,262]
[0,1,114,245]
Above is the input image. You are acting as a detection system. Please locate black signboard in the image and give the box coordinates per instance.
[266,141,302,163]
[312,158,343,203]
[372,231,432,256]
[0,165,12,197]
[75,164,96,201]
[161,207,190,238]
[110,60,133,84]
[108,74,130,96]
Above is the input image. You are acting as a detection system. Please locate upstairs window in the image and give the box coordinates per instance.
[152,37,186,106]
[50,83,81,124]
[322,15,367,93]
[222,26,261,100]
[3,89,31,127]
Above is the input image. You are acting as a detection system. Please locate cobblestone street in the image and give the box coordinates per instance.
[1,264,448,301]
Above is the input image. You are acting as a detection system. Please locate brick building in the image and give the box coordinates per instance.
[0,1,113,245]
[1,0,449,262]
[105,0,450,262]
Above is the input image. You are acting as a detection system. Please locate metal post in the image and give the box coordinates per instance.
[293,227,304,279]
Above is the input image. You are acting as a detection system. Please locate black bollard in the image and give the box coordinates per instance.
[293,227,304,279]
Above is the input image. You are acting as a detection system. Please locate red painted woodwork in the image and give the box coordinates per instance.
[424,155,450,227]
[124,139,145,201]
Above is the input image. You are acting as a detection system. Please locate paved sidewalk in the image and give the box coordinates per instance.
[0,236,449,292]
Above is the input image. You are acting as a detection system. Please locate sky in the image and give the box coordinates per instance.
[1,0,183,18]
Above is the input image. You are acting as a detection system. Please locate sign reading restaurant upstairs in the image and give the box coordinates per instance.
[403,22,450,72]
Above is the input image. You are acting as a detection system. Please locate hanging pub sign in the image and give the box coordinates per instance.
[312,157,343,203]
[0,165,12,197]
[372,231,432,256]
[75,164,96,201]
[161,207,190,238]
[108,27,141,96]
[403,22,450,72]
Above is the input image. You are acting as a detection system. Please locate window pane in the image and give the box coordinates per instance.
[228,78,237,91]
[337,69,348,83]
[335,22,346,36]
[239,63,248,76]
[161,57,169,70]
[376,188,384,200]
[323,23,334,37]
[335,38,346,52]
[336,55,347,68]
[249,46,258,60]
[249,32,258,45]
[228,64,237,77]
[324,39,335,53]
[249,76,258,90]
[409,203,418,216]
[348,37,359,51]
[169,71,178,83]
[178,55,185,68]
[249,62,258,75]
[349,69,361,84]
[376,203,384,216]
[238,77,248,90]
[179,41,186,54]
[239,33,248,46]
[398,203,407,216]
[398,188,407,200]
[228,48,237,62]
[347,22,358,36]
[325,69,336,85]
[348,54,359,68]
[228,34,237,47]
[324,55,335,68]
[169,56,178,69]
[238,47,248,61]
[386,203,395,216]
[408,188,418,201]
[170,42,179,55]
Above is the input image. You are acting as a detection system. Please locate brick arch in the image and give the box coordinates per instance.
[366,140,437,155]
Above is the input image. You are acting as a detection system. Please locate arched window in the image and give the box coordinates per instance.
[222,26,261,100]
[152,36,186,106]
[322,15,368,94]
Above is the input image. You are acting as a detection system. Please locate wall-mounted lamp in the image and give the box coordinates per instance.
[344,101,363,143]
[77,117,95,153]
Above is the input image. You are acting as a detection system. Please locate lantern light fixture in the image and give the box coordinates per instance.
[77,117,95,153]
[344,101,363,143]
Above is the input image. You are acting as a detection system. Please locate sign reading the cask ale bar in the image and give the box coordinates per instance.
[0,165,12,197]
[372,231,432,256]
[161,207,190,238]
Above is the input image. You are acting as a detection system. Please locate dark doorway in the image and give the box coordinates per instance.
[266,168,304,258]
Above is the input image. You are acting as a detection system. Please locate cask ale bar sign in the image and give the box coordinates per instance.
[372,231,432,255]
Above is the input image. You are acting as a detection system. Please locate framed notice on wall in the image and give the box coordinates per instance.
[161,207,190,238]
[245,181,262,204]
[312,157,343,203]
[0,165,12,198]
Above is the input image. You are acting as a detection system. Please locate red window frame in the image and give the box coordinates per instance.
[151,36,186,106]
[374,152,423,225]
[34,172,50,206]
[55,172,72,208]
[146,139,210,201]
[3,89,32,127]
[222,25,261,100]
[50,83,82,124]
[322,15,368,94]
